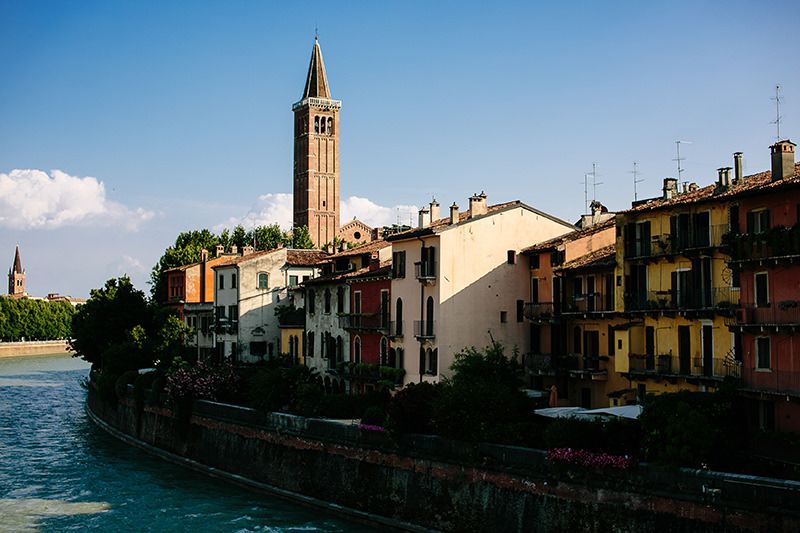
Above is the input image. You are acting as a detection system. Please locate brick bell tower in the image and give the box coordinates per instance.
[292,37,341,248]
[8,245,25,298]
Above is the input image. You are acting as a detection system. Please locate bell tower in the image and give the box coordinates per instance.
[293,37,341,248]
[8,245,25,298]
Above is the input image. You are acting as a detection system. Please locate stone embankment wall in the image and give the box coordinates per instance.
[0,340,71,357]
[87,386,800,532]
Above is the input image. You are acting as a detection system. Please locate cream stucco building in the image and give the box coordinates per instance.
[386,194,575,385]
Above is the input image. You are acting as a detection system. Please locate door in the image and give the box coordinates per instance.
[678,326,691,375]
[702,325,713,377]
[583,330,599,370]
[580,388,592,409]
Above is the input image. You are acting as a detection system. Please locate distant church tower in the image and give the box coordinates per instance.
[293,37,341,248]
[8,246,25,298]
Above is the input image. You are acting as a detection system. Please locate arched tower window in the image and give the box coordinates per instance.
[327,117,333,135]
[320,116,326,134]
[314,116,320,133]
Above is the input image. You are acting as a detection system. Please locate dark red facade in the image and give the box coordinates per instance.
[347,268,391,366]
[729,184,800,433]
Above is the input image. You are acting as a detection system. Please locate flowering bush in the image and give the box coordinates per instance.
[546,448,637,470]
[165,361,240,403]
[358,423,386,433]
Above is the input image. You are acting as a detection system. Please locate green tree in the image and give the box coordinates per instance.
[70,277,154,372]
[0,297,74,341]
[289,225,315,249]
[150,229,221,301]
[249,224,287,250]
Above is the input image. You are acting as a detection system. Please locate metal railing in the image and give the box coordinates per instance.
[523,302,557,321]
[629,353,740,379]
[389,320,404,338]
[725,226,800,262]
[625,287,735,312]
[338,314,389,332]
[413,320,435,339]
[414,261,436,281]
[561,294,614,314]
[291,97,342,111]
[743,369,800,395]
[626,225,728,260]
[726,304,800,327]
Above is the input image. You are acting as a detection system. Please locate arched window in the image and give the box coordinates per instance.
[336,335,343,363]
[573,326,582,354]
[380,337,388,365]
[308,289,316,314]
[337,287,345,312]
[324,289,331,313]
[257,272,269,289]
[419,347,425,377]
[354,336,361,364]
[320,116,326,134]
[430,348,438,374]
[425,348,433,374]
[395,298,403,336]
[307,332,315,357]
[314,116,320,134]
[397,348,404,370]
[425,296,434,336]
[327,117,333,135]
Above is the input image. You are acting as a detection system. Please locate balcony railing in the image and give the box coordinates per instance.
[525,353,606,377]
[214,320,238,335]
[414,261,436,281]
[629,353,740,379]
[523,302,557,321]
[725,226,800,262]
[388,320,404,338]
[625,287,735,313]
[726,303,800,327]
[743,369,800,395]
[338,313,389,332]
[626,225,728,260]
[413,320,435,339]
[561,294,614,314]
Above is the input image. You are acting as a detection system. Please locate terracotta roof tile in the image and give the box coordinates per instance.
[522,219,614,254]
[286,249,329,266]
[326,240,389,259]
[555,244,616,271]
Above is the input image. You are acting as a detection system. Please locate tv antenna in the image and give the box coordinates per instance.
[581,173,589,214]
[673,140,692,185]
[589,162,603,203]
[771,85,783,140]
[629,161,644,202]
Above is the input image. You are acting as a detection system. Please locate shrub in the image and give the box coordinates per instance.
[290,383,324,417]
[114,370,139,400]
[96,371,120,406]
[361,405,386,427]
[248,362,318,413]
[542,417,640,456]
[165,361,241,404]
[386,382,440,435]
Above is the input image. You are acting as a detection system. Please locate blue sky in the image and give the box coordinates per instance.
[1,1,797,297]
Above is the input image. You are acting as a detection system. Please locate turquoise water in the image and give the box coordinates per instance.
[0,354,378,532]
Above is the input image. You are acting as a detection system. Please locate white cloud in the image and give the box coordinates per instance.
[0,169,154,230]
[220,193,418,231]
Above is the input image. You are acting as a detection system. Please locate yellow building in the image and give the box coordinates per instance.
[280,325,304,366]
[615,174,742,400]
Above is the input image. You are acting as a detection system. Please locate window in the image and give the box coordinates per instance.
[530,254,540,269]
[425,296,434,336]
[380,290,390,328]
[395,298,403,336]
[308,289,316,314]
[607,325,615,356]
[756,337,771,369]
[336,336,343,363]
[573,278,583,299]
[500,311,508,323]
[307,332,315,357]
[516,300,524,323]
[392,251,406,278]
[258,272,269,289]
[288,275,298,287]
[354,336,361,363]
[380,337,388,365]
[573,326,582,354]
[747,209,770,234]
[314,116,320,133]
[218,274,224,290]
[507,250,516,264]
[354,291,362,315]
[327,117,333,135]
[530,278,539,303]
[755,272,769,307]
[228,305,238,322]
[728,205,740,234]
[250,342,267,357]
[231,273,237,289]
[337,287,345,312]
[428,348,438,374]
[324,289,331,313]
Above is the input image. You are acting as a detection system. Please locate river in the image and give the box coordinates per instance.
[0,353,378,532]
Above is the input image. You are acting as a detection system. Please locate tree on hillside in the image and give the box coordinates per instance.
[0,297,75,341]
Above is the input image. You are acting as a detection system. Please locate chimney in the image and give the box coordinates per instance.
[231,244,238,255]
[733,152,743,183]
[688,182,699,192]
[200,248,208,262]
[418,207,430,228]
[242,245,254,256]
[662,178,678,200]
[717,167,732,189]
[469,191,488,217]
[216,244,224,257]
[771,139,796,181]
[449,202,459,225]
[429,199,440,222]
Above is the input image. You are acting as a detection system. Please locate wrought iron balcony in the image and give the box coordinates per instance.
[388,320,404,338]
[625,288,735,313]
[628,353,740,380]
[724,226,800,263]
[338,313,389,332]
[726,303,800,327]
[413,320,435,340]
[414,261,436,282]
[561,294,614,314]
[523,302,557,321]
[213,319,238,335]
[626,225,728,260]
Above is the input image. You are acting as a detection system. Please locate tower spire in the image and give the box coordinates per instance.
[302,38,331,99]
[12,245,22,274]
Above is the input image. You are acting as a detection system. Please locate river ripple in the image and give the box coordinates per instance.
[0,354,378,532]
